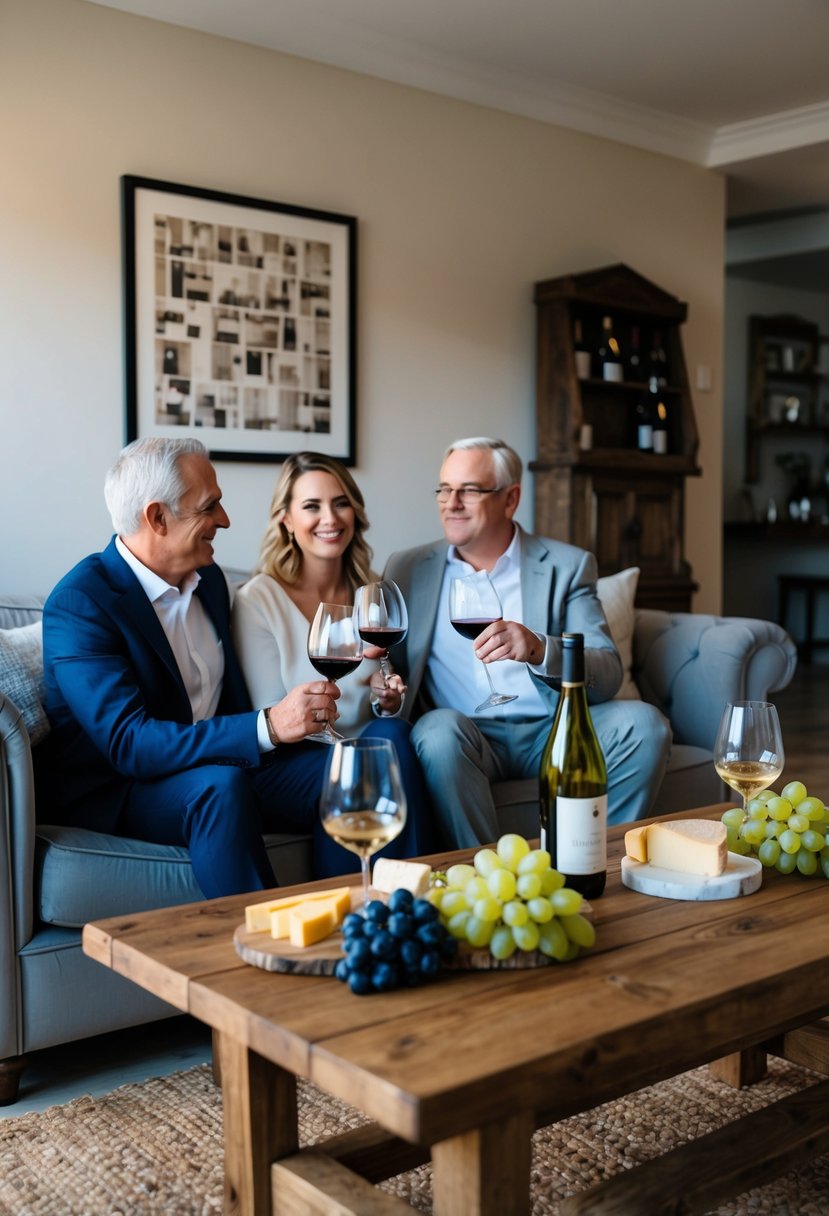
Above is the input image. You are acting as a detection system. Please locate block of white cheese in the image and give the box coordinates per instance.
[371,857,431,897]
[646,819,727,877]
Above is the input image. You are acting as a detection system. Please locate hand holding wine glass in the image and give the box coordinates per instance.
[354,579,408,687]
[306,602,363,743]
[319,737,407,906]
[449,572,518,712]
[714,700,784,810]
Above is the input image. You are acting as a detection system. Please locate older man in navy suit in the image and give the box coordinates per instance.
[384,437,672,849]
[38,438,341,897]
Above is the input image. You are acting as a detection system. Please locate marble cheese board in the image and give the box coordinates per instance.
[620,851,762,901]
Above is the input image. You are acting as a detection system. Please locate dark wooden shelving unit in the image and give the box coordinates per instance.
[531,263,700,611]
[746,314,826,483]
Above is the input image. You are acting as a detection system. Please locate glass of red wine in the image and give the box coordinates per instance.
[354,579,408,686]
[449,573,518,712]
[306,602,364,743]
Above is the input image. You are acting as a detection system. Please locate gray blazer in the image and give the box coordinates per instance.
[383,527,622,720]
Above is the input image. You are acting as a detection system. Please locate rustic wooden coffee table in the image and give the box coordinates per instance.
[83,806,829,1215]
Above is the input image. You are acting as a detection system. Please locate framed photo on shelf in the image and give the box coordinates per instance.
[122,175,357,463]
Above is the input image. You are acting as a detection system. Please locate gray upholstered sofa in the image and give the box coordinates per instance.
[0,589,797,1104]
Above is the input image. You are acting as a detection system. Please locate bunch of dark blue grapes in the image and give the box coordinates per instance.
[334,888,458,995]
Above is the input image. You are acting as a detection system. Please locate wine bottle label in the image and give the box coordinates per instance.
[638,424,653,449]
[554,795,607,875]
[602,362,623,383]
[653,431,668,454]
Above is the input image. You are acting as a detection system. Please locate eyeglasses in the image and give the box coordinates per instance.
[434,486,504,504]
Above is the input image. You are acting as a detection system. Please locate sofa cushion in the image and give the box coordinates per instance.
[596,567,640,700]
[0,622,49,744]
[34,826,314,927]
[0,594,45,629]
[35,827,202,926]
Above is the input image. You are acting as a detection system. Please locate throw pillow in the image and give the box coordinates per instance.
[596,567,640,700]
[0,622,50,744]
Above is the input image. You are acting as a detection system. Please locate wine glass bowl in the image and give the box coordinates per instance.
[354,580,408,684]
[307,602,363,743]
[449,573,518,712]
[319,737,407,906]
[713,700,785,810]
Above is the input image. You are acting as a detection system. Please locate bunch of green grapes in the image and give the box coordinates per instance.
[721,781,829,878]
[426,833,595,962]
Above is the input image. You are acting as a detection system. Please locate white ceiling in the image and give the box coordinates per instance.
[88,0,829,285]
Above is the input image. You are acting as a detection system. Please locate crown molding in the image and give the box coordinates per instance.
[396,67,715,165]
[708,100,829,167]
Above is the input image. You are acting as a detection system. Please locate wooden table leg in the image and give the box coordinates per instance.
[217,1030,299,1216]
[431,1111,534,1216]
[709,1047,767,1089]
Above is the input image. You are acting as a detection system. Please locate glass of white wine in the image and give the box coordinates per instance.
[713,700,785,810]
[319,737,407,906]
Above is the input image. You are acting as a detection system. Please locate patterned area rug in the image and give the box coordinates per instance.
[0,1056,826,1214]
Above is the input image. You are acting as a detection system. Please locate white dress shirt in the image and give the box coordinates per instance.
[115,536,224,722]
[425,527,548,720]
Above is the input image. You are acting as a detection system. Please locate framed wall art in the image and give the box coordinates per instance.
[122,175,357,463]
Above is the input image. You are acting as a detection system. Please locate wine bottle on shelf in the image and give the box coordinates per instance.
[649,329,669,388]
[574,318,591,379]
[653,393,669,454]
[627,324,642,381]
[635,378,655,451]
[539,633,607,899]
[598,315,623,382]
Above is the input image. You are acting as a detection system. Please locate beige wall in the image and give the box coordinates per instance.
[1,0,725,609]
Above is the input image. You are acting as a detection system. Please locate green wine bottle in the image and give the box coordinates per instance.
[539,632,608,898]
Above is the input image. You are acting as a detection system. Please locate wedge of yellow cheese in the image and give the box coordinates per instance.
[624,824,649,863]
[244,885,351,933]
[288,902,338,948]
[269,887,352,940]
[632,819,727,877]
[371,857,432,897]
[647,819,727,876]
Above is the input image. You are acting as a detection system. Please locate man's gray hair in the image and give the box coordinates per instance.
[104,437,209,535]
[443,437,523,487]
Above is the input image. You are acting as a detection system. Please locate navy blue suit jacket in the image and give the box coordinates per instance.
[37,538,260,832]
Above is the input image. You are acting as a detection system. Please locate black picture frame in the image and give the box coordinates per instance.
[122,176,357,464]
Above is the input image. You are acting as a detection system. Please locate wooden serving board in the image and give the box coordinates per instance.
[233,900,593,975]
[620,852,763,901]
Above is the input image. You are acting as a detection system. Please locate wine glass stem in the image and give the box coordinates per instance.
[323,677,343,740]
[379,653,391,686]
[360,854,371,903]
[480,658,498,695]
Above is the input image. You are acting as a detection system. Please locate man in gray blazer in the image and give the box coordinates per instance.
[383,437,671,848]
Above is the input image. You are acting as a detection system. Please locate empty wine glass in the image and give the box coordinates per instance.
[713,700,785,810]
[306,602,363,743]
[319,737,407,906]
[449,572,518,712]
[354,579,408,686]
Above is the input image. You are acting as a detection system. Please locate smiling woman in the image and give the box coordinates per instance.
[231,451,438,867]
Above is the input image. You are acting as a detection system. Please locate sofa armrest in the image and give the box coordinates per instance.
[633,610,798,750]
[0,692,37,1059]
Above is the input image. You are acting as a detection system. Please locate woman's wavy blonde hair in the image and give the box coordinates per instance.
[258,452,375,591]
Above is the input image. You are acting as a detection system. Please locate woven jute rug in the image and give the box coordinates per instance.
[0,1056,826,1215]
